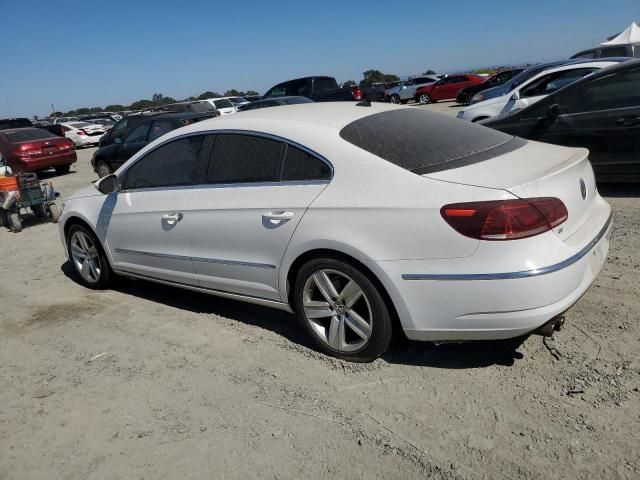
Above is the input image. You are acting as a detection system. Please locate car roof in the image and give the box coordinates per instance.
[534,60,621,76]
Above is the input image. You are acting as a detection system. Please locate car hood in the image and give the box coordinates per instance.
[471,84,509,102]
[67,184,102,201]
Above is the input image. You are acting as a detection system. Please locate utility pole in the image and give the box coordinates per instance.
[51,103,56,119]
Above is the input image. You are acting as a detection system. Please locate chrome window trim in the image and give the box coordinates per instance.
[118,129,334,193]
[402,213,612,281]
[114,248,276,270]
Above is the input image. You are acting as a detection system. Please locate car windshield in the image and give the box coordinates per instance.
[2,128,55,142]
[340,109,524,174]
[213,99,234,109]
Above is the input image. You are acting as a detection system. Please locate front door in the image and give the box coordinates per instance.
[103,134,213,285]
[187,133,332,301]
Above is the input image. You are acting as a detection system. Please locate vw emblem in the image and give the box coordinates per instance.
[579,179,587,200]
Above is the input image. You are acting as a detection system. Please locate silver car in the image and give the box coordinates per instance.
[386,76,439,104]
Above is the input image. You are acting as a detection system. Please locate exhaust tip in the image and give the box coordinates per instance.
[533,316,565,337]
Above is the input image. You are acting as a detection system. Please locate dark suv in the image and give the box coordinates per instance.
[91,112,216,177]
[571,43,640,60]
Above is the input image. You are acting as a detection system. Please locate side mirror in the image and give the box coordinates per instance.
[95,174,119,194]
[547,104,560,120]
[511,91,521,101]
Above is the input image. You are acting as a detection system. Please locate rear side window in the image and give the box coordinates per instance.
[313,78,337,92]
[148,119,176,142]
[339,109,522,175]
[282,145,331,181]
[123,136,206,190]
[600,46,629,57]
[126,123,151,143]
[207,134,283,184]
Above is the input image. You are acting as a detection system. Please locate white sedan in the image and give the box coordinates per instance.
[457,61,620,122]
[60,122,106,147]
[58,103,611,361]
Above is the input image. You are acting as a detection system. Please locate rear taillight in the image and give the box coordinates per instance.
[440,197,568,241]
[14,146,43,157]
[351,86,363,100]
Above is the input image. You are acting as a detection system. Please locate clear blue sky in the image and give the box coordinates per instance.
[2,0,638,117]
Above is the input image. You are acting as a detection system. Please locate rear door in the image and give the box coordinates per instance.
[115,121,151,167]
[187,133,331,300]
[104,134,213,284]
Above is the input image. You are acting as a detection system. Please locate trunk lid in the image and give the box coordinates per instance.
[425,140,597,241]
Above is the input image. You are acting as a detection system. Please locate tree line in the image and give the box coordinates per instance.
[54,89,260,117]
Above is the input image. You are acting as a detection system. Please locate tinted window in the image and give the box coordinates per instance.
[289,79,308,96]
[213,99,234,109]
[207,134,283,184]
[340,109,523,175]
[123,136,206,190]
[268,85,287,97]
[556,67,640,114]
[520,68,596,98]
[314,78,337,92]
[112,118,129,131]
[1,128,55,142]
[282,97,313,105]
[282,145,331,181]
[148,119,176,142]
[572,51,596,59]
[0,118,32,130]
[414,77,434,85]
[126,123,150,143]
[600,46,629,58]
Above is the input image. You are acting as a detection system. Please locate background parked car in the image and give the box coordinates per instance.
[415,74,485,104]
[263,76,385,102]
[482,60,640,182]
[456,68,525,105]
[572,22,640,59]
[237,96,313,112]
[456,60,621,122]
[202,97,237,115]
[84,118,116,130]
[0,127,76,174]
[91,112,215,177]
[225,96,250,108]
[386,76,439,104]
[52,116,79,124]
[0,118,33,130]
[60,122,106,147]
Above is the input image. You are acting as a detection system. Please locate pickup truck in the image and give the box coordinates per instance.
[263,76,385,102]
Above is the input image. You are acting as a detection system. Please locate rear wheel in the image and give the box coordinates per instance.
[390,95,401,104]
[55,164,71,174]
[8,212,22,233]
[96,161,112,178]
[66,224,112,289]
[293,257,392,362]
[418,93,431,105]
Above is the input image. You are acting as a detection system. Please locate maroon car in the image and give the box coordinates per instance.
[0,128,76,174]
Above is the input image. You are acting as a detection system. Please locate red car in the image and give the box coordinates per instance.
[0,128,76,174]
[415,74,485,104]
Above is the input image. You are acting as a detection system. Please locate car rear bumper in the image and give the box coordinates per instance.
[15,151,77,172]
[371,209,612,342]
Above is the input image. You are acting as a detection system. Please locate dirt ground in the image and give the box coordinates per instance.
[1,104,639,479]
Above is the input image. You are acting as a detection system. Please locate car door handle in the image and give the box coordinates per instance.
[263,211,294,223]
[162,212,183,225]
[616,116,639,127]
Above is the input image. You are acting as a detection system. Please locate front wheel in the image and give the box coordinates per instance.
[293,258,392,362]
[389,95,401,104]
[66,224,112,289]
[418,93,431,105]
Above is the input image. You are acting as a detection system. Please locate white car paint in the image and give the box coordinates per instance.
[386,75,439,103]
[457,61,619,122]
[59,103,610,344]
[203,97,237,115]
[60,122,106,147]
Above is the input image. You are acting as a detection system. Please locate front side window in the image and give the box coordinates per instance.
[267,86,286,98]
[600,46,629,58]
[123,136,206,190]
[147,119,176,142]
[520,68,596,98]
[112,118,128,131]
[282,145,331,181]
[556,67,640,114]
[206,134,283,184]
[125,123,150,144]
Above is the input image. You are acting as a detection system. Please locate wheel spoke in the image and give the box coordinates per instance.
[80,259,91,279]
[77,233,91,251]
[344,309,372,340]
[338,280,363,308]
[88,259,99,280]
[304,300,333,319]
[312,271,338,304]
[327,315,344,350]
[71,243,86,259]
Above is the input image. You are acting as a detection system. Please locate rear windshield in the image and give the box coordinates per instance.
[214,99,234,109]
[71,122,92,128]
[2,128,55,142]
[339,109,525,174]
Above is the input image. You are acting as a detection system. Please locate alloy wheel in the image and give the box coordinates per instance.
[419,94,431,104]
[302,269,373,353]
[70,230,102,283]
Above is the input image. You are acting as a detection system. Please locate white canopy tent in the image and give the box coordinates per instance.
[601,22,640,45]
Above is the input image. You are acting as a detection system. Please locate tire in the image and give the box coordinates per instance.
[390,95,401,104]
[9,212,22,233]
[46,203,60,223]
[95,161,112,178]
[55,164,71,174]
[293,257,393,362]
[66,223,112,289]
[418,93,431,105]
